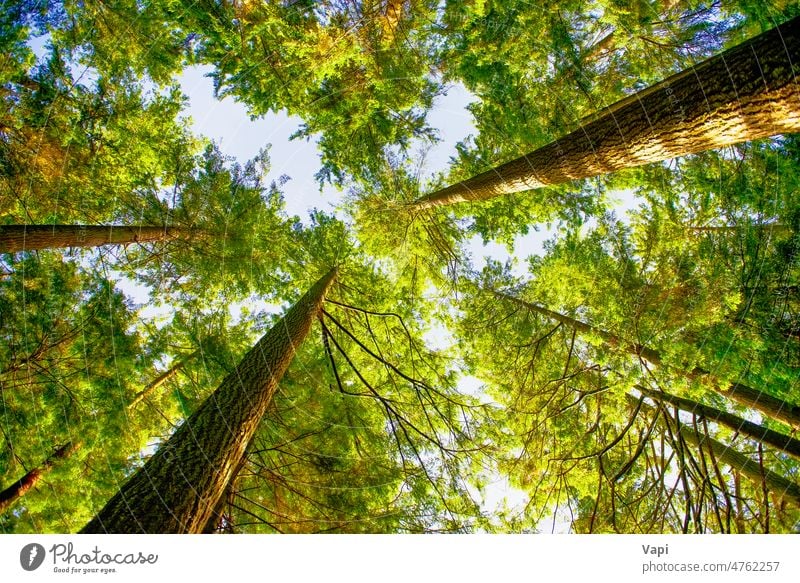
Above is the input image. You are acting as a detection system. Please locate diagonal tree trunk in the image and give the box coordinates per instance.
[201,456,247,534]
[491,288,800,430]
[127,350,200,410]
[721,383,800,433]
[689,224,790,234]
[410,16,800,210]
[80,268,338,534]
[638,386,800,460]
[0,225,189,254]
[629,396,800,509]
[0,441,81,515]
[677,422,800,508]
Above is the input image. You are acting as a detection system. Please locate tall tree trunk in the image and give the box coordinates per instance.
[0,225,187,253]
[0,441,81,515]
[677,423,800,508]
[80,268,338,534]
[722,383,800,433]
[638,386,800,460]
[632,396,800,510]
[491,288,800,430]
[127,350,200,410]
[410,16,800,210]
[202,456,246,534]
[689,224,790,234]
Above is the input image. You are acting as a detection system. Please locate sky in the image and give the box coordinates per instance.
[175,65,578,274]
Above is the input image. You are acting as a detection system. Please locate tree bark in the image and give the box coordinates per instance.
[722,383,800,433]
[0,225,187,254]
[678,423,800,508]
[80,268,338,533]
[410,16,800,210]
[638,386,800,460]
[492,288,800,430]
[0,442,81,515]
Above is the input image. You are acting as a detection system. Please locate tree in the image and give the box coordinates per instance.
[0,441,80,514]
[6,0,800,536]
[127,349,199,410]
[452,273,800,532]
[637,386,800,461]
[81,268,337,533]
[410,15,800,210]
[671,413,800,509]
[489,287,800,430]
[0,38,199,225]
[0,225,188,254]
[0,253,179,533]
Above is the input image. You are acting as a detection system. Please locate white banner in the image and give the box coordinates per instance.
[1,535,797,582]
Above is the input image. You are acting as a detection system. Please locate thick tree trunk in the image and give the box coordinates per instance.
[411,16,800,210]
[80,268,338,533]
[201,456,246,534]
[0,442,80,515]
[639,386,800,460]
[492,289,800,430]
[127,350,200,410]
[0,225,186,253]
[678,423,800,508]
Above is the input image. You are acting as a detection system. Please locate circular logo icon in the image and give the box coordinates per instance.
[20,543,46,571]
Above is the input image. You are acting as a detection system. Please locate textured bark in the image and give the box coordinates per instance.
[0,225,187,253]
[723,383,800,433]
[639,386,800,460]
[492,289,800,430]
[127,350,200,410]
[0,442,81,515]
[678,423,800,508]
[81,268,338,533]
[201,456,245,534]
[411,16,800,210]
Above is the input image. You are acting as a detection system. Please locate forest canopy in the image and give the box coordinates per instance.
[1,0,800,534]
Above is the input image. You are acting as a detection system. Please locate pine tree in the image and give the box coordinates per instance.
[81,268,337,533]
[0,442,80,515]
[411,16,800,210]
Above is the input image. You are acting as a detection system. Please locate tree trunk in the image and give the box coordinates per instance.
[638,386,800,460]
[722,383,800,433]
[80,268,338,534]
[689,224,790,234]
[127,350,200,410]
[410,16,800,210]
[678,423,800,508]
[492,289,800,430]
[631,395,800,509]
[201,456,246,534]
[0,225,187,254]
[0,442,81,515]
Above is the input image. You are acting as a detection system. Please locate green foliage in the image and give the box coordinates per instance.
[3,0,800,535]
[0,45,199,224]
[0,254,174,532]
